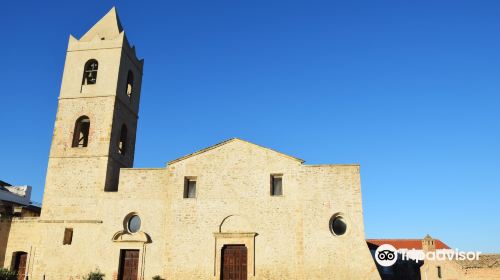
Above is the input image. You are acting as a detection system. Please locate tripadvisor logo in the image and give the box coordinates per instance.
[374,243,481,267]
[375,244,398,267]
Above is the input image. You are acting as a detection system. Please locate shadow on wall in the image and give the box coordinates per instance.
[0,220,12,265]
[367,242,423,280]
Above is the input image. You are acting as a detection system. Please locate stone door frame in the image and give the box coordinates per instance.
[213,232,257,280]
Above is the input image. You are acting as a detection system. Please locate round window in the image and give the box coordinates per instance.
[329,215,347,236]
[127,215,141,233]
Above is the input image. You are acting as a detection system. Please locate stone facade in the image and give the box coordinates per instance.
[368,235,500,280]
[420,236,500,280]
[0,182,41,267]
[0,8,380,280]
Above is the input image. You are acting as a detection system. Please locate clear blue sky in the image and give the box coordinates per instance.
[1,1,499,252]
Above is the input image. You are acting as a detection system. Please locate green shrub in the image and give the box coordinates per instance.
[152,276,165,280]
[0,268,17,280]
[85,269,105,280]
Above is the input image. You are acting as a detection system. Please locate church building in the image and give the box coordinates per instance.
[0,8,380,280]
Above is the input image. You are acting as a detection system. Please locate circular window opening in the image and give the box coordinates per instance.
[127,215,141,233]
[329,215,347,236]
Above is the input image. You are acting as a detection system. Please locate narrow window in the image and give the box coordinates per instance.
[126,71,134,99]
[437,266,442,278]
[183,177,197,198]
[118,124,128,155]
[63,228,73,245]
[271,174,283,196]
[82,59,98,85]
[72,116,90,147]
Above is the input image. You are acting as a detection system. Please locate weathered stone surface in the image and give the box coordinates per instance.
[1,7,380,280]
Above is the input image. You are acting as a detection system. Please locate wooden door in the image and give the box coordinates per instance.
[15,252,27,280]
[118,249,139,280]
[221,245,247,280]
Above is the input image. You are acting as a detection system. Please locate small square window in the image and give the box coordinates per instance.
[184,177,197,198]
[63,228,73,245]
[271,174,283,196]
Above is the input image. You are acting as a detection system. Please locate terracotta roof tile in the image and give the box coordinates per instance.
[366,239,450,250]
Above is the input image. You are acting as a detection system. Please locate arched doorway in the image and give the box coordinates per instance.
[12,251,28,280]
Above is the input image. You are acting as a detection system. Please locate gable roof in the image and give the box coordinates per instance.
[80,7,123,41]
[366,239,451,250]
[167,138,304,165]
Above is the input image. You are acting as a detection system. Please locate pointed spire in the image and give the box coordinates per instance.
[80,7,124,41]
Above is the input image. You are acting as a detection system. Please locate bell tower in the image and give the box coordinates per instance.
[41,8,144,219]
[422,234,436,252]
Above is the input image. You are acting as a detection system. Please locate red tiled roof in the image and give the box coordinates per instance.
[366,239,451,250]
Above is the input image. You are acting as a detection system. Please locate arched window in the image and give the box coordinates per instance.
[126,71,134,99]
[72,116,90,147]
[118,124,128,155]
[82,59,98,85]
